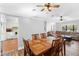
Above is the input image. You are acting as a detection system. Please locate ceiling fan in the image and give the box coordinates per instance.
[36,3,60,12]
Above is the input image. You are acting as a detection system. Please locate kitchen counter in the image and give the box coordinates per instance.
[2,38,18,56]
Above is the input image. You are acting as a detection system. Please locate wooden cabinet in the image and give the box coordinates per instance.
[2,39,18,56]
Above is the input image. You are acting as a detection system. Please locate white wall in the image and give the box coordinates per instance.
[0,14,6,55]
[18,17,45,49]
[0,14,6,41]
[46,22,57,32]
[0,14,45,50]
[6,15,19,28]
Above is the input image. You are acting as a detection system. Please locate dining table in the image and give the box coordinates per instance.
[29,38,52,56]
[29,36,66,56]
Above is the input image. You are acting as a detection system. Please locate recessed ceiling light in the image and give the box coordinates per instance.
[32,9,36,11]
[51,15,54,17]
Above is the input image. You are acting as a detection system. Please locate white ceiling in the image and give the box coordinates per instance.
[0,3,79,22]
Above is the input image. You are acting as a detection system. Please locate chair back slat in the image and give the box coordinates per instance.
[23,39,32,56]
[51,37,64,56]
[40,33,47,39]
[32,34,39,40]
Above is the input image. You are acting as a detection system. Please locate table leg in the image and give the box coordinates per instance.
[64,41,66,56]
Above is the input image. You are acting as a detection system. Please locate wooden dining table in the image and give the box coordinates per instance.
[29,39,52,56]
[29,37,66,56]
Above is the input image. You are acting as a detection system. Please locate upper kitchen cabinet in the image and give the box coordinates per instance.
[5,15,19,39]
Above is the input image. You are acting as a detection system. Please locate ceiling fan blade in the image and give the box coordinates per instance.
[41,8,45,11]
[36,5,44,7]
[53,5,60,8]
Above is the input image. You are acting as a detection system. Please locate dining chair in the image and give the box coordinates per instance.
[44,40,54,56]
[40,33,47,39]
[23,39,33,56]
[47,31,54,37]
[32,34,40,40]
[49,40,54,56]
[55,31,62,38]
[58,39,64,56]
[50,38,63,56]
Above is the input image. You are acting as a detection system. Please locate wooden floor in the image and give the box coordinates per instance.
[66,40,79,56]
[18,40,79,56]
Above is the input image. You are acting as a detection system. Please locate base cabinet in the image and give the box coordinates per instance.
[2,39,18,56]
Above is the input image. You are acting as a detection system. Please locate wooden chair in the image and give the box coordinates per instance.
[55,31,62,38]
[51,39,63,56]
[58,39,64,56]
[32,34,40,40]
[47,31,54,37]
[44,40,54,56]
[23,39,33,56]
[40,33,47,39]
